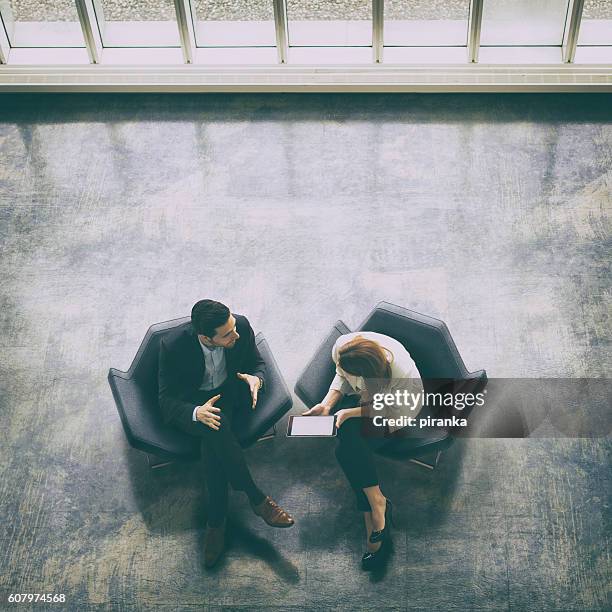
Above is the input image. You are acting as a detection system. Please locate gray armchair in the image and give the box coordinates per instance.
[295,302,487,469]
[108,317,293,467]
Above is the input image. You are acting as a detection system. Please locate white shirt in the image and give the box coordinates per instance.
[192,338,228,422]
[198,339,227,390]
[329,331,424,432]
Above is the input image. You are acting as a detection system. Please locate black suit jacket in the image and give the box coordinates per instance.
[158,313,266,428]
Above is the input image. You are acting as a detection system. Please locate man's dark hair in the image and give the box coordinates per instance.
[191,299,231,337]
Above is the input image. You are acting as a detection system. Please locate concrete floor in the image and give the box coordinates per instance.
[0,93,610,611]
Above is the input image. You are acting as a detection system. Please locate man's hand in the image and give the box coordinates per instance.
[302,403,330,416]
[237,372,261,409]
[196,394,222,430]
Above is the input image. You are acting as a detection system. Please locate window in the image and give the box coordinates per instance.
[191,0,275,47]
[287,0,371,47]
[0,0,84,47]
[0,0,610,68]
[92,0,180,47]
[480,0,570,46]
[385,0,470,46]
[578,0,612,45]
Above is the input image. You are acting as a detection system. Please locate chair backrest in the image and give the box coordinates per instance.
[357,302,468,381]
[130,316,191,395]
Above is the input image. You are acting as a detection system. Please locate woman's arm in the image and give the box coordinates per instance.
[320,389,343,414]
[302,388,343,416]
[335,405,363,428]
[303,334,355,416]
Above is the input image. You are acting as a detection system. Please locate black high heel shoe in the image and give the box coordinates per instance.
[362,500,394,571]
[361,535,392,570]
[369,499,395,543]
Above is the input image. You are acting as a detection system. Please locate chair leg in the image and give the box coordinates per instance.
[409,450,442,470]
[257,423,277,443]
[146,453,174,469]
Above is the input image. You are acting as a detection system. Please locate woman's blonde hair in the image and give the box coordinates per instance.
[338,336,393,382]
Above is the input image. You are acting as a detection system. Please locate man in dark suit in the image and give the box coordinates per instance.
[159,299,294,567]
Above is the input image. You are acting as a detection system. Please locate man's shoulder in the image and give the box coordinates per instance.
[233,313,251,331]
[162,321,194,351]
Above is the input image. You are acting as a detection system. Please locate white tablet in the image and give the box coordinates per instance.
[287,415,337,437]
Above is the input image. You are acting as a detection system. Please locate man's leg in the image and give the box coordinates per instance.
[222,381,295,528]
[201,419,265,505]
[200,440,229,528]
[175,384,293,528]
[187,385,266,505]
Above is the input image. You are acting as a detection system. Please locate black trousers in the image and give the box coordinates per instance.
[174,380,263,527]
[334,411,390,512]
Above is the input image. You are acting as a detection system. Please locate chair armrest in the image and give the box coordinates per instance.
[459,369,488,394]
[376,433,453,460]
[294,320,351,408]
[108,369,200,462]
[433,369,488,427]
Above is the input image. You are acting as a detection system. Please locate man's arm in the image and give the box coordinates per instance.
[241,317,267,390]
[158,338,197,427]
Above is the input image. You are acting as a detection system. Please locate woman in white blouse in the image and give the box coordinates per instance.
[302,331,423,570]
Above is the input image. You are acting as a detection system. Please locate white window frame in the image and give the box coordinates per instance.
[0,0,610,91]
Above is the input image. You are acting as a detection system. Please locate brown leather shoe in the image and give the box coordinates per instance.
[204,522,225,568]
[251,496,295,528]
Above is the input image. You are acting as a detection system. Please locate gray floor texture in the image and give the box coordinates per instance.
[0,93,610,611]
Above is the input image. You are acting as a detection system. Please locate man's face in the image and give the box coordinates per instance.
[200,314,239,349]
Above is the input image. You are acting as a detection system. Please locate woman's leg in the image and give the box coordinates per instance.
[363,485,388,543]
[334,418,378,511]
[363,511,379,553]
[335,418,390,551]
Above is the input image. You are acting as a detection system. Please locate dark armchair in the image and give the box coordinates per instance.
[108,317,293,467]
[294,302,487,469]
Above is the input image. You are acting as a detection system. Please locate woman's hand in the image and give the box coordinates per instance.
[334,408,357,428]
[302,403,330,416]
